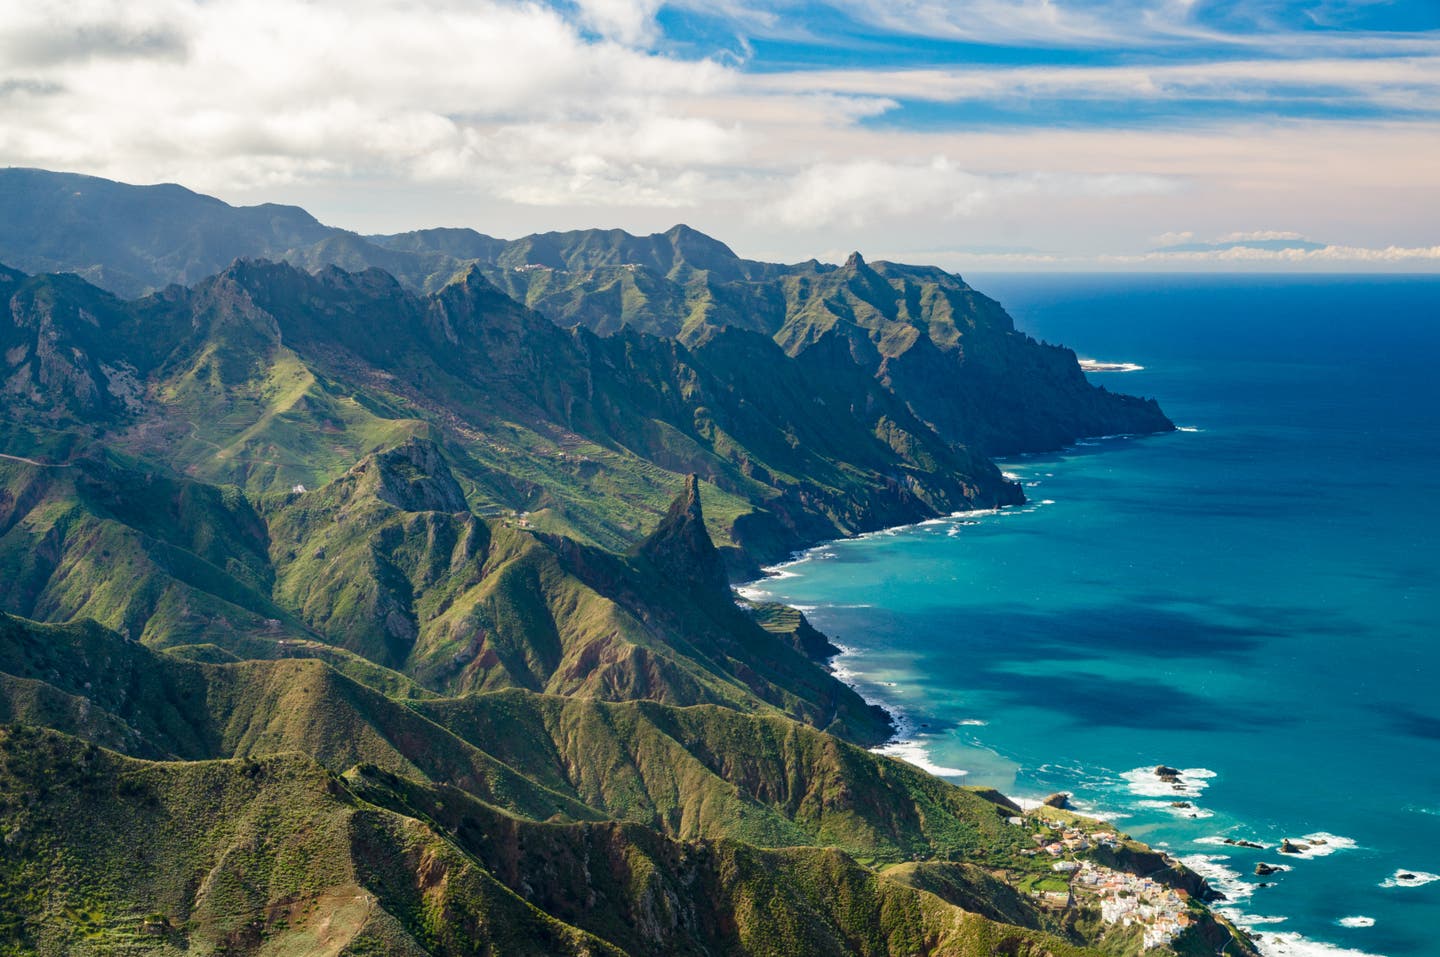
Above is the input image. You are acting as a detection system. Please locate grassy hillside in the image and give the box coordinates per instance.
[2,257,1019,573]
[0,608,1258,955]
[0,170,1246,956]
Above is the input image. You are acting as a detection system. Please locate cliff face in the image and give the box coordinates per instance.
[1,170,1173,467]
[1,257,1022,572]
[0,171,1240,957]
[635,474,731,600]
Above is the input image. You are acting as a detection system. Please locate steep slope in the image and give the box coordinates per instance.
[0,438,889,741]
[466,242,1172,455]
[2,258,1018,569]
[0,453,289,646]
[0,727,621,957]
[0,726,1112,957]
[2,170,1171,464]
[0,615,1255,955]
[0,616,1256,956]
[0,612,984,860]
[266,446,891,739]
[0,170,1236,957]
[348,766,1103,957]
[0,168,344,298]
[768,255,1171,454]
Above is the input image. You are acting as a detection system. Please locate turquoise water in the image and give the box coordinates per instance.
[741,275,1440,957]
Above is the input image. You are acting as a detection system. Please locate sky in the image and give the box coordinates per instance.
[1,0,1438,270]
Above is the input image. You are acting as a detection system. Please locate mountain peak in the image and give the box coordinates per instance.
[635,474,730,596]
[662,224,741,270]
[844,251,865,270]
[367,438,468,513]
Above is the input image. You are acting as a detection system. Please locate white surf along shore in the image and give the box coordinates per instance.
[730,429,1404,957]
[1078,357,1145,373]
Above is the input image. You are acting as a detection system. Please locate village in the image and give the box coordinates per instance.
[1074,861,1196,950]
[1015,816,1196,951]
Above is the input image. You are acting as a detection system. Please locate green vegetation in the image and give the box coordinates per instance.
[0,171,1249,955]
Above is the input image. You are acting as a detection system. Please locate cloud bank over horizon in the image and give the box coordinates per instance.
[0,0,1436,270]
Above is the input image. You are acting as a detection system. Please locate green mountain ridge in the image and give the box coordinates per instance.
[0,168,1171,462]
[0,168,1245,956]
[0,608,1245,956]
[0,445,890,743]
[1,254,1022,574]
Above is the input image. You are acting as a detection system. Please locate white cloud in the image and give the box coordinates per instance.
[746,57,1440,112]
[1216,230,1306,242]
[1104,243,1440,266]
[572,0,664,45]
[885,243,1440,274]
[0,0,737,198]
[731,0,1440,53]
[0,0,1434,269]
[769,158,1175,228]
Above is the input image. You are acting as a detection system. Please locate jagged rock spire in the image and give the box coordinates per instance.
[636,474,731,598]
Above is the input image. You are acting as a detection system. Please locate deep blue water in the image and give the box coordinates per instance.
[741,275,1440,957]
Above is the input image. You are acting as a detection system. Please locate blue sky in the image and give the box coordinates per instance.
[1,0,1436,269]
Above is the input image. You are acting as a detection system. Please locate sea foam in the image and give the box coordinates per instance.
[1121,766,1216,799]
[1138,799,1213,819]
[1379,869,1439,888]
[1246,931,1384,957]
[1178,854,1254,902]
[1077,358,1145,372]
[873,739,968,778]
[1195,835,1274,851]
[1278,833,1357,860]
[1337,917,1375,928]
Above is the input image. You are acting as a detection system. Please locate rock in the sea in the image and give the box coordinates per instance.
[1224,838,1264,849]
[1255,863,1282,876]
[1170,801,1192,809]
[1042,792,1072,809]
[1279,839,1308,855]
[1398,872,1417,881]
[1155,764,1182,783]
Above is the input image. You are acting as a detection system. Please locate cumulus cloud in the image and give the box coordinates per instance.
[0,0,738,198]
[572,0,665,45]
[0,2,190,68]
[770,157,1176,228]
[0,0,1433,267]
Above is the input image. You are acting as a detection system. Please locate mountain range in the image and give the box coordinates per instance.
[0,168,1243,957]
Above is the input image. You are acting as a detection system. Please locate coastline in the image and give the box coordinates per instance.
[736,498,1049,786]
[736,435,1398,957]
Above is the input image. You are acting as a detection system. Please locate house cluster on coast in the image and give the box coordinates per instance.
[1074,862,1194,950]
[1016,816,1193,950]
[1031,823,1122,857]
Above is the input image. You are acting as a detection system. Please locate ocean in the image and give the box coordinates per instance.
[738,274,1440,957]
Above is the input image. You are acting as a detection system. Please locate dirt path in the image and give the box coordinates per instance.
[0,452,70,467]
